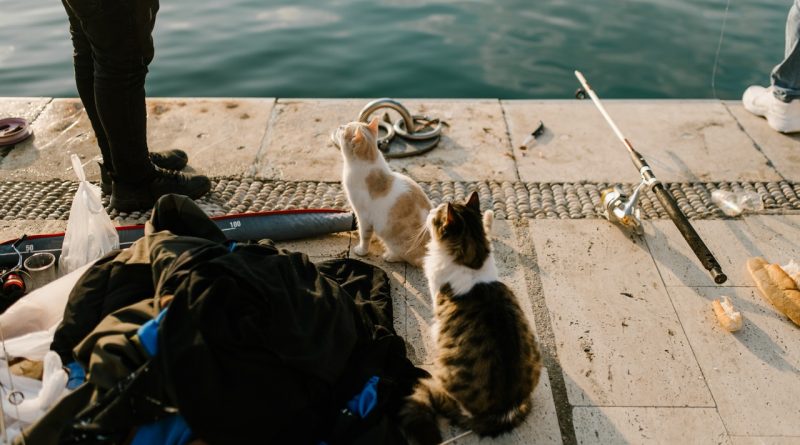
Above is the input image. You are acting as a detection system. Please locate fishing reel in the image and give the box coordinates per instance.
[0,271,25,299]
[0,236,28,309]
[600,175,652,234]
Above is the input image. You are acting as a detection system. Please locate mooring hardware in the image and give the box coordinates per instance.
[356,98,444,158]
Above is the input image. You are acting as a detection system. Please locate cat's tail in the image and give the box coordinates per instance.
[483,210,494,236]
[399,377,464,445]
[466,399,532,438]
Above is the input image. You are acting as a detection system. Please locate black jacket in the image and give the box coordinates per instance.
[27,195,424,444]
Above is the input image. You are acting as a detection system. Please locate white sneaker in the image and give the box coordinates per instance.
[742,85,800,133]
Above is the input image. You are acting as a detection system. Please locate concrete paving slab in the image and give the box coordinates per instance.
[492,220,538,330]
[255,99,516,182]
[1,99,101,181]
[404,261,435,366]
[573,407,730,444]
[742,215,800,265]
[503,100,779,183]
[441,368,563,444]
[145,98,274,177]
[387,262,409,351]
[645,216,800,288]
[0,220,67,243]
[0,97,50,122]
[272,232,350,259]
[725,102,800,182]
[530,219,713,407]
[668,286,800,436]
[386,99,516,182]
[645,220,747,288]
[731,437,800,445]
[255,99,363,181]
[0,98,273,182]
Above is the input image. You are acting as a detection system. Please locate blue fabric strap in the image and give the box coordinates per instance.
[131,415,193,445]
[345,376,380,418]
[137,308,168,357]
[65,361,85,390]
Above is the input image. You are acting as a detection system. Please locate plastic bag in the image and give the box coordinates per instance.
[782,260,800,287]
[0,260,94,340]
[0,351,68,424]
[59,154,119,274]
[711,190,764,217]
[0,326,58,361]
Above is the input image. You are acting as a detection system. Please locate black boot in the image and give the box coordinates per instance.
[99,150,189,195]
[150,149,188,171]
[110,166,212,212]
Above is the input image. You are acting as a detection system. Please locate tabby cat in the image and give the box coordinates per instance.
[332,118,431,266]
[400,191,542,444]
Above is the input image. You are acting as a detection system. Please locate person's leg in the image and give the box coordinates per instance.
[63,0,159,183]
[62,0,187,198]
[62,0,209,211]
[61,0,113,170]
[772,0,800,102]
[743,0,800,132]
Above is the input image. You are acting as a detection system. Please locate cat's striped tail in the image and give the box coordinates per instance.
[399,377,463,445]
[466,399,532,438]
[400,377,532,443]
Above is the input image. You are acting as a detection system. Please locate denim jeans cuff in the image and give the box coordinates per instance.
[771,84,799,103]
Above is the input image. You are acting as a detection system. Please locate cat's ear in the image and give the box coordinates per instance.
[446,203,456,227]
[352,128,364,144]
[367,117,380,137]
[466,191,480,212]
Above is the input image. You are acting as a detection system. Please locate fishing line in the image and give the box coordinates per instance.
[438,430,472,445]
[711,0,733,99]
[0,323,25,445]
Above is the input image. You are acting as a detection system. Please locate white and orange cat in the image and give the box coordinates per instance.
[332,117,432,267]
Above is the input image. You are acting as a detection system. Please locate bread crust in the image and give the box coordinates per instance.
[712,296,742,332]
[747,257,800,326]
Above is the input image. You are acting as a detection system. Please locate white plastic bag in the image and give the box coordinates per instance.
[59,154,119,274]
[782,260,800,287]
[0,351,68,425]
[711,190,764,217]
[0,326,58,361]
[0,260,94,340]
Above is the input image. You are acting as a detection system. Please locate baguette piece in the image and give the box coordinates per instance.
[747,257,800,326]
[712,296,743,332]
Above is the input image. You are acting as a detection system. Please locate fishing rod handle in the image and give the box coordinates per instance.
[653,184,727,284]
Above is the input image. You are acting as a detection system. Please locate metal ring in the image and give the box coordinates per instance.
[393,115,443,140]
[8,390,24,405]
[0,117,32,147]
[382,135,440,159]
[357,98,415,133]
[376,120,395,152]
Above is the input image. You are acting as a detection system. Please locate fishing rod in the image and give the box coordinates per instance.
[574,70,727,285]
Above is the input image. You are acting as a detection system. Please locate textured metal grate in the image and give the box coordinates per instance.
[1,178,798,224]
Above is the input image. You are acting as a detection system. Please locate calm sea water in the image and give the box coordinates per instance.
[0,0,791,99]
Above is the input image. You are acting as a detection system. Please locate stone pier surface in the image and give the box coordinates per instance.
[2,97,800,444]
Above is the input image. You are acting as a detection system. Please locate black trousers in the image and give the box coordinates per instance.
[62,0,158,183]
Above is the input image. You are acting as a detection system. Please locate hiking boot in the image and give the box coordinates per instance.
[99,150,189,195]
[742,85,800,133]
[150,149,189,171]
[99,162,114,195]
[110,166,212,212]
